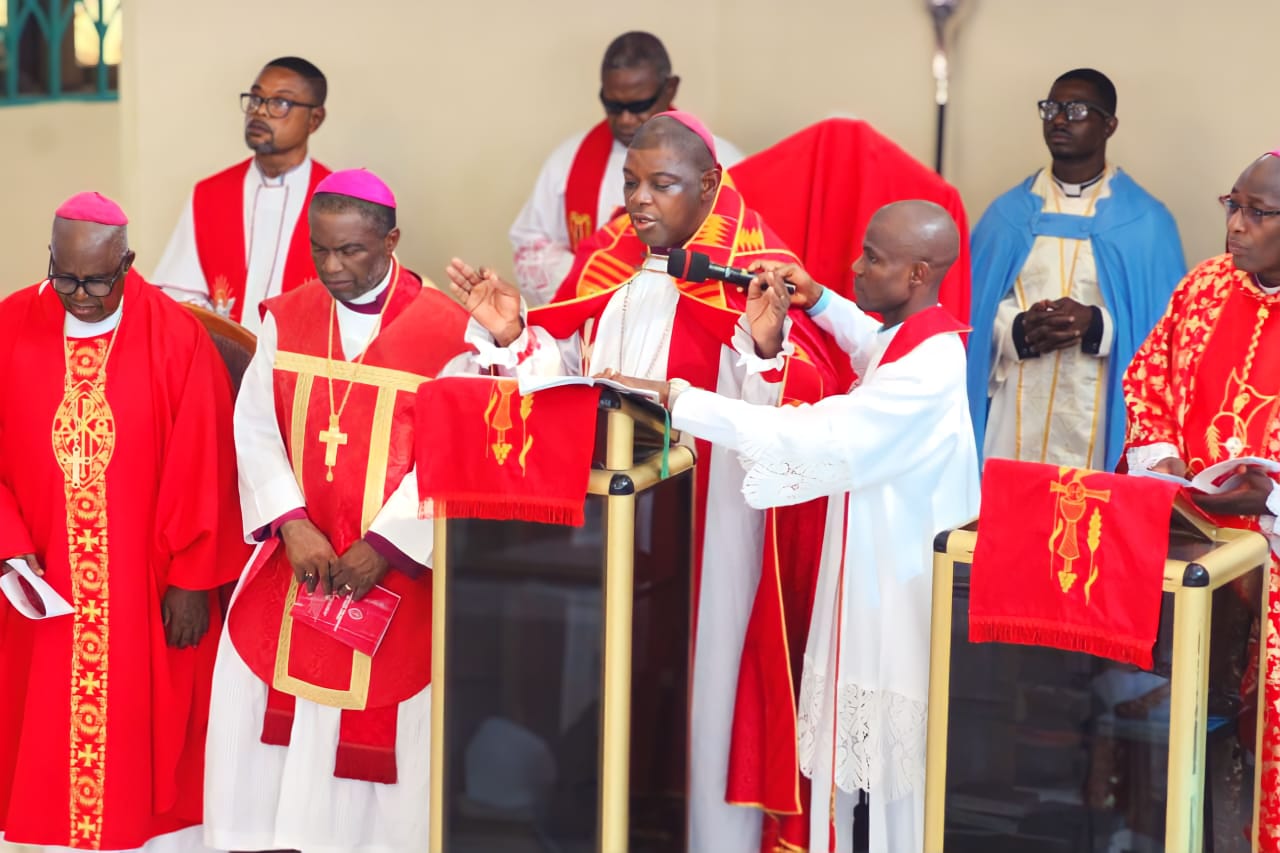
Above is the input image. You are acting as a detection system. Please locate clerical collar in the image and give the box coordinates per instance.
[1052,168,1106,198]
[64,298,124,338]
[252,155,311,188]
[643,253,669,273]
[1254,273,1280,295]
[339,262,395,315]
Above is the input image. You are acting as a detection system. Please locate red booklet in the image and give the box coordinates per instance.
[289,584,401,657]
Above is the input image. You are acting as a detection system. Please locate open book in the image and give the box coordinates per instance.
[516,374,661,403]
[1132,456,1280,493]
[0,558,73,619]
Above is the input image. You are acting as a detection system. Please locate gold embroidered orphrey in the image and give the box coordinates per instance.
[52,336,117,848]
[484,379,533,475]
[568,210,593,250]
[1048,467,1112,604]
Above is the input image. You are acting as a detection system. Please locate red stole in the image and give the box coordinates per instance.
[226,266,471,783]
[563,120,616,252]
[535,181,853,853]
[191,157,331,322]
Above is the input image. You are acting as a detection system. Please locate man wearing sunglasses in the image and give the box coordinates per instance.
[968,67,1185,474]
[1124,150,1280,852]
[508,31,745,305]
[0,192,245,851]
[152,56,332,332]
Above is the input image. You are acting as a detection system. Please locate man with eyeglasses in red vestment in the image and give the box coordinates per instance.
[0,192,245,852]
[1125,150,1280,853]
[508,31,744,305]
[152,56,332,332]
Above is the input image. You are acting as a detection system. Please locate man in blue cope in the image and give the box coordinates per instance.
[967,67,1185,472]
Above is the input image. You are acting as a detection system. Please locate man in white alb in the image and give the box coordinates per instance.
[151,56,331,332]
[509,31,744,304]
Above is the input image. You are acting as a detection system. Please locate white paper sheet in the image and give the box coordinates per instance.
[0,558,73,619]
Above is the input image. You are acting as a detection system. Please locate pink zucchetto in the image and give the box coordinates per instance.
[54,192,128,226]
[651,110,718,163]
[315,168,397,208]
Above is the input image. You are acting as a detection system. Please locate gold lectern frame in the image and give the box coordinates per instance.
[923,505,1270,853]
[428,392,696,853]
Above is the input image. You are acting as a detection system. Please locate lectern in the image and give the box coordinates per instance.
[429,390,696,853]
[925,501,1270,853]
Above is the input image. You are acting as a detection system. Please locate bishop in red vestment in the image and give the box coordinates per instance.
[0,193,245,851]
[205,170,475,853]
[1124,151,1280,852]
[450,111,850,853]
[152,56,331,332]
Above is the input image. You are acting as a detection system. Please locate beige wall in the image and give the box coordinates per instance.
[3,0,1278,294]
[0,102,121,290]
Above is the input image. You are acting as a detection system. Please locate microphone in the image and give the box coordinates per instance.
[666,248,795,293]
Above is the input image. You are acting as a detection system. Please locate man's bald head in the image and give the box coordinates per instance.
[852,200,960,325]
[629,115,715,173]
[1225,154,1280,282]
[868,200,960,289]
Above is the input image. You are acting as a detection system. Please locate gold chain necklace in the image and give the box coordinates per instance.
[616,266,675,379]
[318,259,400,482]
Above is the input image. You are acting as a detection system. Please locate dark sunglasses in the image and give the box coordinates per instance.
[599,85,667,117]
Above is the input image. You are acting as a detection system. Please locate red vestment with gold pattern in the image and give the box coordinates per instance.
[1124,254,1280,850]
[0,272,246,848]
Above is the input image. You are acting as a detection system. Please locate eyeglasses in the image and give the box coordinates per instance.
[599,84,667,117]
[1037,99,1112,122]
[47,254,127,297]
[240,93,319,119]
[1220,195,1280,225]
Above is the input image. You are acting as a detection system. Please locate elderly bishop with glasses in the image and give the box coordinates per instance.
[1124,149,1280,851]
[0,192,246,851]
[151,56,331,331]
[967,67,1185,473]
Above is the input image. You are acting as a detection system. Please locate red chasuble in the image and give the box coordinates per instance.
[227,263,471,784]
[537,178,854,852]
[191,157,332,322]
[0,272,246,849]
[1124,254,1280,851]
[563,120,616,252]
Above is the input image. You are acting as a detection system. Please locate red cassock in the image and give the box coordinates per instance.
[730,117,972,324]
[0,271,246,849]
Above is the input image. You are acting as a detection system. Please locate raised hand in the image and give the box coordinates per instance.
[445,258,524,346]
[747,261,822,309]
[744,267,796,359]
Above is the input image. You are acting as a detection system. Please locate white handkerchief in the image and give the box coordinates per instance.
[0,558,73,619]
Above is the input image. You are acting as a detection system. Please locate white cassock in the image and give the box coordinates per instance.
[203,267,475,853]
[509,132,745,305]
[0,299,220,853]
[670,289,980,853]
[985,167,1116,469]
[470,254,790,853]
[151,157,316,335]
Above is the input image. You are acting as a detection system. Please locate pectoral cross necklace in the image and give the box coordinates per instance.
[321,260,400,482]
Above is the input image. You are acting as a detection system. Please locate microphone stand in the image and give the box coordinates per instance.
[928,0,963,176]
